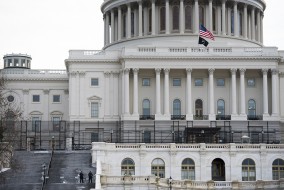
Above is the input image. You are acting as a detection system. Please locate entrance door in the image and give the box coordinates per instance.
[212,158,225,181]
[195,99,203,119]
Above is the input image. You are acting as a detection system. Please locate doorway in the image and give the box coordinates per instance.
[212,158,225,181]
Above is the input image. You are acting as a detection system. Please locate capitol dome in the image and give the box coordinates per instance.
[101,0,266,50]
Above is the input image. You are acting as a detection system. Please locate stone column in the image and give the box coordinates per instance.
[138,1,143,37]
[194,0,199,34]
[243,4,248,39]
[234,2,238,37]
[164,69,170,117]
[209,69,215,120]
[127,4,131,39]
[118,7,122,41]
[104,72,110,116]
[217,6,222,35]
[111,10,115,43]
[124,69,130,115]
[155,68,161,116]
[257,9,261,42]
[166,0,170,34]
[222,0,226,35]
[180,0,185,34]
[133,68,139,117]
[231,69,237,116]
[209,0,213,32]
[272,69,279,117]
[262,69,269,118]
[240,69,246,117]
[151,0,156,35]
[186,69,193,120]
[43,89,49,120]
[251,8,255,41]
[105,13,109,45]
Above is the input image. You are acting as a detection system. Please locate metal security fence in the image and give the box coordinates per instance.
[0,120,282,151]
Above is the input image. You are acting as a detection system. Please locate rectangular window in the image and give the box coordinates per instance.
[91,78,99,86]
[173,78,181,86]
[216,78,225,86]
[33,95,40,102]
[53,95,60,103]
[247,78,255,87]
[142,78,150,86]
[194,79,203,86]
[91,133,99,142]
[32,117,41,132]
[91,102,99,118]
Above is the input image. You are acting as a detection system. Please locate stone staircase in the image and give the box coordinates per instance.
[43,151,96,190]
[0,151,51,190]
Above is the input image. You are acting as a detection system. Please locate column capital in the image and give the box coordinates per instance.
[208,68,215,74]
[262,69,268,74]
[186,68,192,73]
[155,68,161,73]
[164,68,170,73]
[230,68,237,74]
[133,68,139,73]
[124,68,130,73]
[104,71,111,77]
[43,89,50,95]
[271,68,279,75]
[138,0,142,5]
[239,68,246,73]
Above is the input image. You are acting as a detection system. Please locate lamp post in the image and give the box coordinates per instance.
[110,129,113,143]
[201,130,205,143]
[261,130,264,143]
[168,176,172,190]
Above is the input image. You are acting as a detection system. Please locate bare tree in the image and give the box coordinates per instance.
[0,73,23,170]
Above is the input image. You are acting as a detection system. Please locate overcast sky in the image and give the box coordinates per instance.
[0,0,282,69]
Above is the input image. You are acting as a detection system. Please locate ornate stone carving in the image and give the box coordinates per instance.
[132,68,139,73]
[239,68,246,73]
[155,68,161,73]
[230,68,237,74]
[79,71,86,77]
[208,68,215,74]
[23,89,29,95]
[262,69,268,75]
[186,68,192,73]
[43,89,49,95]
[271,69,279,75]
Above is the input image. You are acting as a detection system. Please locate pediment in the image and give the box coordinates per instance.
[88,95,102,101]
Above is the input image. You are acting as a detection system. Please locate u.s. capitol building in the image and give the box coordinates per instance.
[1,0,284,189]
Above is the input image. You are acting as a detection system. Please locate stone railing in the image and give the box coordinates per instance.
[68,50,119,60]
[93,142,284,153]
[100,176,284,189]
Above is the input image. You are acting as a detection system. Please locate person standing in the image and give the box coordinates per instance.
[88,171,93,183]
[79,171,84,183]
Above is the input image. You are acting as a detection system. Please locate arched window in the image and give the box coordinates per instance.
[195,99,203,117]
[213,8,217,32]
[199,7,205,25]
[172,5,180,31]
[185,6,192,31]
[151,158,165,178]
[121,158,135,175]
[272,159,284,180]
[217,99,225,116]
[143,99,150,116]
[239,12,243,36]
[181,158,195,180]
[160,7,166,32]
[248,99,256,116]
[242,158,256,181]
[148,8,152,33]
[173,99,181,116]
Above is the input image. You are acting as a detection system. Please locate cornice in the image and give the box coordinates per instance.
[65,59,119,64]
[6,78,68,81]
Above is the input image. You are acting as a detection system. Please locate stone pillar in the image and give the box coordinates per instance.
[209,69,215,120]
[257,9,261,42]
[209,0,213,32]
[272,69,279,117]
[164,69,170,117]
[104,72,110,117]
[243,4,248,39]
[194,0,199,34]
[127,4,131,39]
[111,10,115,43]
[180,0,185,34]
[231,69,237,116]
[118,7,122,41]
[133,68,139,117]
[222,0,226,35]
[155,69,161,116]
[166,0,170,34]
[138,1,143,37]
[240,69,246,118]
[217,6,222,35]
[233,2,238,37]
[186,69,193,120]
[151,0,156,35]
[66,138,72,151]
[124,69,130,115]
[251,8,255,41]
[105,13,110,45]
[262,69,269,118]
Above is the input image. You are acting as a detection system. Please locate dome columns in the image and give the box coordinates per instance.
[102,0,265,47]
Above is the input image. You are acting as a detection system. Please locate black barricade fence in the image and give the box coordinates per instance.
[0,120,282,151]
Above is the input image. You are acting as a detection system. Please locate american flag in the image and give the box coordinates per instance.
[199,24,215,41]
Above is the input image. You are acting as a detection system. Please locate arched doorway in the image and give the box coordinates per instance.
[212,158,225,181]
[195,99,203,119]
